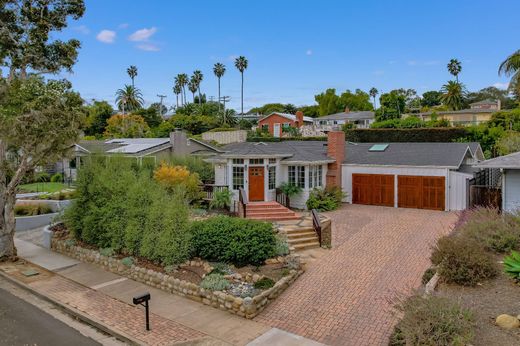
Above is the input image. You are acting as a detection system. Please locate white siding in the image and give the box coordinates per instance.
[504,169,520,213]
[449,171,472,211]
[214,164,227,185]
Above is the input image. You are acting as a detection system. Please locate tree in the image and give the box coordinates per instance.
[133,105,163,128]
[84,100,114,136]
[217,109,237,126]
[188,76,198,103]
[499,50,520,100]
[175,73,188,106]
[441,81,466,110]
[421,91,442,108]
[173,83,182,108]
[0,0,86,80]
[115,85,144,113]
[297,105,319,118]
[338,89,373,111]
[193,70,203,105]
[447,58,462,82]
[369,87,378,109]
[104,114,150,138]
[234,56,248,116]
[0,77,84,260]
[496,131,520,156]
[127,65,138,87]
[466,86,516,109]
[213,63,226,111]
[315,88,340,116]
[375,89,407,120]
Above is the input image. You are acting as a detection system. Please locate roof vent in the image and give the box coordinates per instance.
[254,142,267,146]
[369,144,389,152]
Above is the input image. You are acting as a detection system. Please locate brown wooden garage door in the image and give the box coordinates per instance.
[398,175,445,211]
[352,174,394,207]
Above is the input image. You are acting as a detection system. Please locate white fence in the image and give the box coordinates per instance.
[202,130,247,144]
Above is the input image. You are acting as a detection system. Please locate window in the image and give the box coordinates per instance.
[249,158,264,165]
[269,158,276,164]
[261,124,269,132]
[288,166,305,188]
[309,165,323,188]
[232,158,244,164]
[269,166,276,189]
[282,123,291,129]
[232,166,244,190]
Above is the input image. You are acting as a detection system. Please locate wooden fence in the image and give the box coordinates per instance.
[469,185,502,209]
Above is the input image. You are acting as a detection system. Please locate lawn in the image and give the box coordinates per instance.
[18,182,70,193]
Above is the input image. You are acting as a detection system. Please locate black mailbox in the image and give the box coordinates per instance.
[133,292,150,305]
[133,292,151,331]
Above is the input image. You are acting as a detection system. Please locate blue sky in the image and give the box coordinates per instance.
[56,0,519,112]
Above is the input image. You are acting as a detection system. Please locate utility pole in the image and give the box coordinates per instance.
[157,94,167,117]
[208,96,215,102]
[219,96,230,111]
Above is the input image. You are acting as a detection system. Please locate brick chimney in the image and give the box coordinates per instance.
[170,128,189,154]
[295,111,304,127]
[326,131,345,188]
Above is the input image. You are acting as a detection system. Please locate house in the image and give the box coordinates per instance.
[313,109,375,129]
[257,111,314,137]
[206,131,483,211]
[476,151,520,213]
[415,99,500,126]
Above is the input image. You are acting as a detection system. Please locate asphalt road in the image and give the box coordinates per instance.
[0,287,101,346]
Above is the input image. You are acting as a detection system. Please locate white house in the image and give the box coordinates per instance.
[313,110,375,129]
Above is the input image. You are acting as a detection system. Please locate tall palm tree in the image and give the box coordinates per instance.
[193,70,204,105]
[115,85,144,114]
[234,56,248,117]
[173,83,182,108]
[447,59,462,82]
[441,80,466,110]
[188,76,198,103]
[175,73,189,106]
[499,50,520,98]
[213,63,226,111]
[369,87,378,110]
[127,65,138,87]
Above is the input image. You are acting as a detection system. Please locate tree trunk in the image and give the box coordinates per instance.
[218,78,221,111]
[176,94,179,108]
[0,140,17,261]
[198,87,202,105]
[241,73,244,118]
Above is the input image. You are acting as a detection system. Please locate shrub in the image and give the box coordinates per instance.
[254,277,275,289]
[306,186,345,211]
[210,262,231,275]
[390,295,474,346]
[50,173,63,183]
[278,182,302,197]
[166,155,215,182]
[35,172,50,182]
[99,247,115,257]
[421,267,436,285]
[209,189,233,210]
[153,162,202,203]
[14,204,53,216]
[121,257,134,267]
[503,250,520,280]
[344,127,468,143]
[191,216,276,266]
[200,273,230,291]
[275,236,290,256]
[431,236,497,286]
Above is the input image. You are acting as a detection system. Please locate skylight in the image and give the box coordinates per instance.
[369,144,389,152]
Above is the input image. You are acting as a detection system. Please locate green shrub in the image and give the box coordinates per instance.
[431,236,497,286]
[503,250,520,280]
[210,262,231,275]
[165,155,215,183]
[50,173,63,183]
[200,273,230,291]
[14,204,53,216]
[209,189,233,210]
[275,236,290,256]
[35,172,50,182]
[191,216,276,266]
[99,247,115,257]
[121,257,134,267]
[306,186,345,211]
[254,277,275,289]
[278,182,302,197]
[344,127,468,143]
[421,267,436,285]
[390,295,474,346]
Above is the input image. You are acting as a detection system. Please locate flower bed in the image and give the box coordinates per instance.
[51,229,303,319]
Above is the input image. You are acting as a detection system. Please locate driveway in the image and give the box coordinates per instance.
[255,204,458,346]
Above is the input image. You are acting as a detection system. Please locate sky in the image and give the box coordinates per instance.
[51,0,520,112]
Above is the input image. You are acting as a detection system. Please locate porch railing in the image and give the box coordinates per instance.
[238,187,248,218]
[201,184,228,201]
[311,209,322,246]
[275,188,290,208]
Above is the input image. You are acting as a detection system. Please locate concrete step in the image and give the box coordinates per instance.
[247,215,301,221]
[286,231,318,239]
[288,236,320,245]
[292,241,320,251]
[246,209,296,216]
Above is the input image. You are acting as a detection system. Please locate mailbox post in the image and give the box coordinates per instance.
[133,292,151,331]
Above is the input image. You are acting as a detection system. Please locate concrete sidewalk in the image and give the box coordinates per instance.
[11,234,323,345]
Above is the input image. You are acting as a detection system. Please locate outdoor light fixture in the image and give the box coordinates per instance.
[133,292,151,331]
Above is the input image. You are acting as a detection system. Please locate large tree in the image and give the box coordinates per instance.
[315,88,340,116]
[104,114,150,138]
[115,85,144,113]
[234,56,248,116]
[421,91,442,108]
[447,58,462,82]
[173,82,182,108]
[127,65,138,87]
[338,89,373,112]
[375,89,407,120]
[193,70,203,105]
[369,87,378,110]
[213,63,226,111]
[499,50,520,100]
[188,76,198,103]
[175,73,188,106]
[441,81,466,110]
[84,100,114,136]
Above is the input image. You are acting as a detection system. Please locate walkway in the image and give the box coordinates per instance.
[255,204,458,345]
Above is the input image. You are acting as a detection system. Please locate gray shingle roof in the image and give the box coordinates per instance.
[219,141,332,163]
[259,112,314,123]
[476,151,520,169]
[417,108,495,116]
[316,111,375,121]
[470,99,498,106]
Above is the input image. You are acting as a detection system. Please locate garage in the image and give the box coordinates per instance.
[398,175,445,211]
[352,174,394,207]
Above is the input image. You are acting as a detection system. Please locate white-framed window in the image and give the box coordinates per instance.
[232,166,244,190]
[268,166,276,190]
[288,166,305,188]
[269,158,276,164]
[232,158,244,165]
[249,158,264,165]
[309,165,323,188]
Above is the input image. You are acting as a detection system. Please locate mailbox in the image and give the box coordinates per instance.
[133,292,151,331]
[133,292,150,305]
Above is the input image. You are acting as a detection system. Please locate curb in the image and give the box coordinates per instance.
[0,268,141,345]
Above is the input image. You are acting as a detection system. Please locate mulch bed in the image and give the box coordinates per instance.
[437,258,520,346]
[235,262,287,282]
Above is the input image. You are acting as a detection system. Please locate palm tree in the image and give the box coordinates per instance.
[173,83,182,108]
[175,73,189,106]
[193,70,204,105]
[234,56,248,117]
[127,65,138,87]
[441,81,466,110]
[369,87,378,110]
[213,63,226,111]
[447,59,462,82]
[115,85,144,114]
[188,76,198,103]
[499,50,520,98]
[218,109,237,126]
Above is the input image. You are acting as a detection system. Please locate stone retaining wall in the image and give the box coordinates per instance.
[52,236,303,319]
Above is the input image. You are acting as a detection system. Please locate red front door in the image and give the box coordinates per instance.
[248,167,265,201]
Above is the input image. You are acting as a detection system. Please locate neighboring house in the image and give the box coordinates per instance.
[415,99,500,126]
[476,151,520,213]
[206,131,483,211]
[313,109,375,129]
[257,111,314,137]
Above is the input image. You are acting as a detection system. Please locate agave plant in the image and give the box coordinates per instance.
[503,250,520,280]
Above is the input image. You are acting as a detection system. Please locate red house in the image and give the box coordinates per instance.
[257,111,313,137]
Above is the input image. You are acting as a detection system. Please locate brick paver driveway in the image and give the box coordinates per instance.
[255,204,458,346]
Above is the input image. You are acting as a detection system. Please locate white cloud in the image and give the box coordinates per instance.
[128,27,157,41]
[96,30,116,43]
[136,43,160,52]
[118,23,129,29]
[372,70,385,76]
[493,82,509,89]
[306,49,313,56]
[73,25,90,34]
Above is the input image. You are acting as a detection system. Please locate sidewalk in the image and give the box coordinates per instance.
[6,235,324,345]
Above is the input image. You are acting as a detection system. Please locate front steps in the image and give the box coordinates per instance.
[284,226,320,250]
[246,201,300,221]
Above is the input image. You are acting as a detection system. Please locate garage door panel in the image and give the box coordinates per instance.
[352,174,394,207]
[398,175,445,211]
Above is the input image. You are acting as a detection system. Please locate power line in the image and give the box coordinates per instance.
[157,94,167,117]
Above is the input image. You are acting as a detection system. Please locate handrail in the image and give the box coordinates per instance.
[311,209,322,246]
[201,184,228,200]
[238,187,248,218]
[275,188,290,208]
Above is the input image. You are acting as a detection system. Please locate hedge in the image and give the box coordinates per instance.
[247,136,327,142]
[344,128,469,143]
